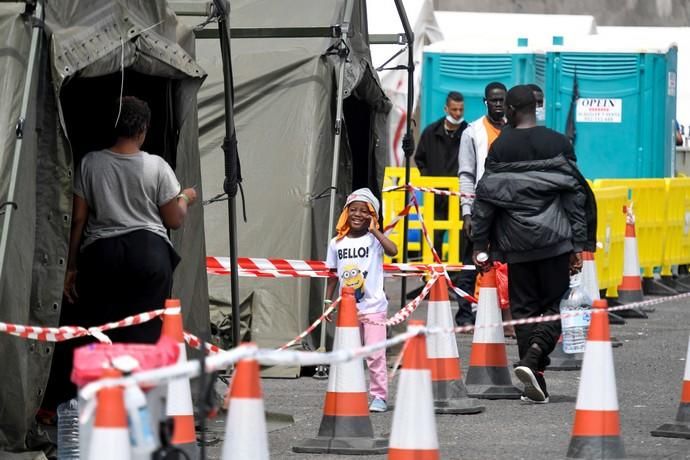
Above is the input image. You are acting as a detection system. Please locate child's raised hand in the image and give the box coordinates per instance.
[368,216,376,231]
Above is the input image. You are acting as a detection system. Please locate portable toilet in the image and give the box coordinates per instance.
[421,39,536,127]
[544,36,677,178]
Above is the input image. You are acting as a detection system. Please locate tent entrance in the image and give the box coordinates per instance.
[344,95,373,191]
[59,70,178,166]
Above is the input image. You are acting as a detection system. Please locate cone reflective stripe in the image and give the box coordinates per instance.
[567,299,626,459]
[425,267,484,414]
[651,335,690,439]
[162,299,198,454]
[581,252,600,301]
[388,321,439,460]
[222,344,269,460]
[293,287,387,454]
[88,368,131,460]
[465,269,521,399]
[617,219,644,303]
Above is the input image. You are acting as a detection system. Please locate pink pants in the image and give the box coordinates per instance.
[360,311,388,401]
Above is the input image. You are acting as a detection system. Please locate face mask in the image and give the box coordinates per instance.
[536,106,545,123]
[446,114,464,125]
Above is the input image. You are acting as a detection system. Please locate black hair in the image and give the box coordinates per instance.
[484,82,507,98]
[506,85,537,112]
[114,96,151,139]
[446,91,464,104]
[527,83,544,95]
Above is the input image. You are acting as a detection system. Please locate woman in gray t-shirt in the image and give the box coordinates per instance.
[63,96,197,343]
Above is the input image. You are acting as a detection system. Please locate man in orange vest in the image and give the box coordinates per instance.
[456,82,506,327]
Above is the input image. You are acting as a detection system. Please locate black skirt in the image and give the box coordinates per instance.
[43,230,180,410]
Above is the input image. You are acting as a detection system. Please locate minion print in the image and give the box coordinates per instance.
[341,263,368,302]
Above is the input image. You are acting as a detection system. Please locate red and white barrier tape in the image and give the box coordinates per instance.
[207,256,470,278]
[365,274,440,327]
[409,195,478,304]
[278,297,340,350]
[0,309,165,343]
[382,183,476,199]
[79,292,690,401]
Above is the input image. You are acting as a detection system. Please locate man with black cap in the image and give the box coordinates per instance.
[470,84,597,404]
[456,82,507,327]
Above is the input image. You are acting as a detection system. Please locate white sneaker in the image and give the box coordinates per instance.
[369,398,387,413]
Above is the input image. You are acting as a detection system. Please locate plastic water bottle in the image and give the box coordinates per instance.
[559,273,592,354]
[124,382,157,459]
[57,398,80,459]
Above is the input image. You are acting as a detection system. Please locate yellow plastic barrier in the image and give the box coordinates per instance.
[661,178,690,274]
[590,185,628,296]
[382,168,462,264]
[415,175,462,264]
[594,179,667,278]
[382,167,421,261]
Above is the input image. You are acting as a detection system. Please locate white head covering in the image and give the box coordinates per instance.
[345,188,380,217]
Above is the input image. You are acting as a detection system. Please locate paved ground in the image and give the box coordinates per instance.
[206,284,690,460]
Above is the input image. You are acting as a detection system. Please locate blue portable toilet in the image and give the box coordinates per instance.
[421,39,536,128]
[544,36,677,178]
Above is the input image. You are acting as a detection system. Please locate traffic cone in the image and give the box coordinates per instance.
[566,299,626,459]
[651,335,690,439]
[426,267,484,414]
[162,299,198,457]
[388,320,439,459]
[292,287,387,454]
[465,268,522,399]
[222,344,269,459]
[88,368,131,460]
[615,208,648,318]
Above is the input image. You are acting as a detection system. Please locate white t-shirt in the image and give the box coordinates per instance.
[326,233,387,314]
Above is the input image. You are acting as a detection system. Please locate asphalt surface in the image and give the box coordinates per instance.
[206,284,690,460]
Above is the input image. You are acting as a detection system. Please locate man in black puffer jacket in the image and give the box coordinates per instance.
[471,85,597,404]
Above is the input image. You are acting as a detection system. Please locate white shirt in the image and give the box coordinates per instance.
[326,233,387,314]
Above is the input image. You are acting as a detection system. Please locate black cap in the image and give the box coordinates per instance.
[506,85,537,109]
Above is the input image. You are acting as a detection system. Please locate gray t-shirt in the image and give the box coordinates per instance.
[74,149,181,249]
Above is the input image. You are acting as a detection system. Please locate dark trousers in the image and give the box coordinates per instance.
[508,252,570,371]
[432,195,448,258]
[453,231,477,325]
[43,230,179,410]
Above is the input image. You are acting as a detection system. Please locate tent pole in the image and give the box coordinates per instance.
[393,0,415,308]
[213,0,242,349]
[0,0,43,292]
[314,0,353,378]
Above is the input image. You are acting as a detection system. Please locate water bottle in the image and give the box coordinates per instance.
[57,398,80,459]
[559,273,592,354]
[124,382,157,459]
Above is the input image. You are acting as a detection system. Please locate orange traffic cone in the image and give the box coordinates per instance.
[651,335,690,439]
[161,299,198,457]
[292,287,387,454]
[87,368,131,460]
[615,209,648,319]
[465,268,521,399]
[566,299,625,459]
[388,320,439,459]
[222,344,270,459]
[426,266,484,414]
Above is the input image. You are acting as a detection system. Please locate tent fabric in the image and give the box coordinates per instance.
[191,0,390,375]
[0,1,209,452]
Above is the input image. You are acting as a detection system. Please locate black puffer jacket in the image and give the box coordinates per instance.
[471,154,597,263]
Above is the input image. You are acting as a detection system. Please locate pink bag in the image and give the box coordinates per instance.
[71,335,180,387]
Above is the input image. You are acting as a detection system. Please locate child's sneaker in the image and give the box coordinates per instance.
[369,398,388,413]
